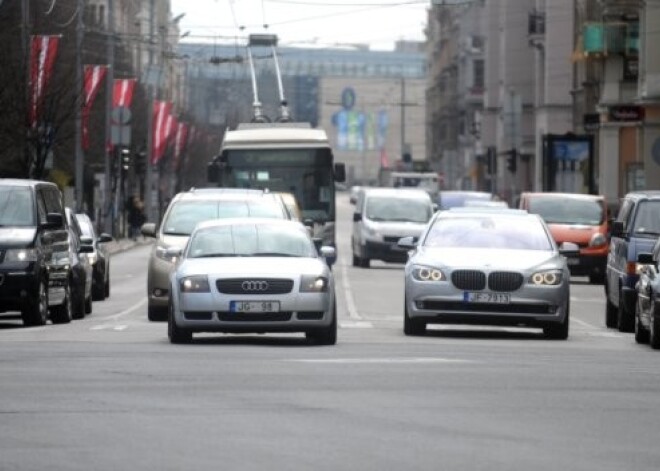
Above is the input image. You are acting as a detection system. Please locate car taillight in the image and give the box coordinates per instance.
[626,262,638,275]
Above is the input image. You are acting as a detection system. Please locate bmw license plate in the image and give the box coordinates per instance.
[230,301,280,313]
[464,292,510,304]
[567,257,579,266]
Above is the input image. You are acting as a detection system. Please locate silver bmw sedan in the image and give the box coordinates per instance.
[167,218,336,345]
[399,208,575,339]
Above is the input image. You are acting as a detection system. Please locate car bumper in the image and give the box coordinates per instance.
[365,240,409,263]
[405,279,569,328]
[0,268,39,312]
[172,291,334,333]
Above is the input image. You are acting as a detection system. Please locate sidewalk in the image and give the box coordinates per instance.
[105,237,153,255]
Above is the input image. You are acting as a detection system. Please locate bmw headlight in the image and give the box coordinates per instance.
[156,245,178,263]
[412,265,445,282]
[529,270,563,286]
[179,275,210,293]
[589,233,607,248]
[300,275,328,292]
[4,248,38,263]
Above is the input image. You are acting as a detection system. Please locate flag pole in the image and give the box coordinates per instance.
[104,0,115,234]
[74,0,84,212]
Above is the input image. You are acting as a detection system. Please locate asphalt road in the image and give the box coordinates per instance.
[1,194,659,471]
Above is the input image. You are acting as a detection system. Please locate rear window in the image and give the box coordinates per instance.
[528,196,604,225]
[163,199,285,235]
[0,187,35,227]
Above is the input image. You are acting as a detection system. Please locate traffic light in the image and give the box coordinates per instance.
[121,149,131,171]
[506,149,517,174]
[135,151,146,176]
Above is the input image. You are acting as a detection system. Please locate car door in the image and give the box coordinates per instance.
[607,198,633,305]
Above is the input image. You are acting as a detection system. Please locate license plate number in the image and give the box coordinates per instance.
[464,292,511,304]
[230,301,280,313]
[567,257,579,266]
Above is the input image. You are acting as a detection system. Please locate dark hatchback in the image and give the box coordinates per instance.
[634,237,660,349]
[75,212,112,301]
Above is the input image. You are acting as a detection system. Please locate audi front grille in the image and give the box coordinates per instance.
[216,278,294,295]
[451,270,486,290]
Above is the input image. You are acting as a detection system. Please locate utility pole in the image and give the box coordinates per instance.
[144,0,156,223]
[104,0,115,234]
[21,0,30,165]
[74,0,84,212]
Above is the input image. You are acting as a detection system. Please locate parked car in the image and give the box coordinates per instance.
[141,187,292,321]
[64,208,94,319]
[605,191,660,332]
[352,188,434,268]
[634,238,660,348]
[75,213,113,300]
[399,208,576,339]
[167,218,337,345]
[519,192,610,284]
[0,179,71,325]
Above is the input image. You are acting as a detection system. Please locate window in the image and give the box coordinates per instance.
[473,59,484,90]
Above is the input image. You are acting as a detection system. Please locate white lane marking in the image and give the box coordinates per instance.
[287,357,472,364]
[339,257,362,321]
[90,324,130,331]
[340,321,374,329]
[571,317,623,338]
[98,298,148,322]
[571,296,605,303]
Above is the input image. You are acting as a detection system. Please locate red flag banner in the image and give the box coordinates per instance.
[82,65,108,150]
[173,122,189,168]
[113,79,137,108]
[151,101,173,164]
[29,35,60,128]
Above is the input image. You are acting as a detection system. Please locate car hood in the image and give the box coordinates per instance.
[547,223,601,244]
[369,221,427,237]
[413,247,560,270]
[159,234,190,248]
[0,227,36,246]
[177,256,329,278]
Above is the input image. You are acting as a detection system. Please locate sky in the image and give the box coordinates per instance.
[170,0,429,51]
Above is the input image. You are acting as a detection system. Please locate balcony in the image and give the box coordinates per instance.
[582,21,639,57]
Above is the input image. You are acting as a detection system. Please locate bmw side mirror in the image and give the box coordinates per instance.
[558,241,580,258]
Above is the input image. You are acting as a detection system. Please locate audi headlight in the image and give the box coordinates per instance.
[179,275,210,293]
[589,233,607,248]
[529,270,563,286]
[4,248,38,263]
[300,275,328,292]
[412,265,445,282]
[156,245,178,263]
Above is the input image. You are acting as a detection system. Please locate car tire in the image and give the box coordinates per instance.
[104,266,110,298]
[148,305,168,322]
[71,278,86,320]
[21,277,49,327]
[92,270,105,301]
[544,304,569,340]
[49,282,72,325]
[85,293,93,315]
[605,296,618,329]
[168,301,192,344]
[634,302,649,344]
[649,300,660,350]
[589,272,604,285]
[359,256,370,268]
[403,297,426,336]
[352,253,359,267]
[616,288,634,333]
[306,303,337,346]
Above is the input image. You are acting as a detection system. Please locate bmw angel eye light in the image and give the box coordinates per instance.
[180,275,210,293]
[529,271,562,286]
[413,266,445,282]
[300,275,328,292]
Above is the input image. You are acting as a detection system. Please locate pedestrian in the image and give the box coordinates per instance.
[127,195,146,240]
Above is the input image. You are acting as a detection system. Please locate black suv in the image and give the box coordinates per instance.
[605,191,660,332]
[0,179,74,326]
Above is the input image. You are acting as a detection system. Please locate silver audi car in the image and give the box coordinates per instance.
[399,208,576,339]
[167,218,337,345]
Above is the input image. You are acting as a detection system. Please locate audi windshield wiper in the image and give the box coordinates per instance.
[252,252,298,257]
[196,253,236,258]
[163,231,191,236]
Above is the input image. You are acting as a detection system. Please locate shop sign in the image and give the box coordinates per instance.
[608,106,644,122]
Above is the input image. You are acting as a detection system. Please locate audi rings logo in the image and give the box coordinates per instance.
[242,280,269,291]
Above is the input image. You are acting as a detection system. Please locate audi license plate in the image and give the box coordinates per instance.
[464,292,510,304]
[230,301,280,313]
